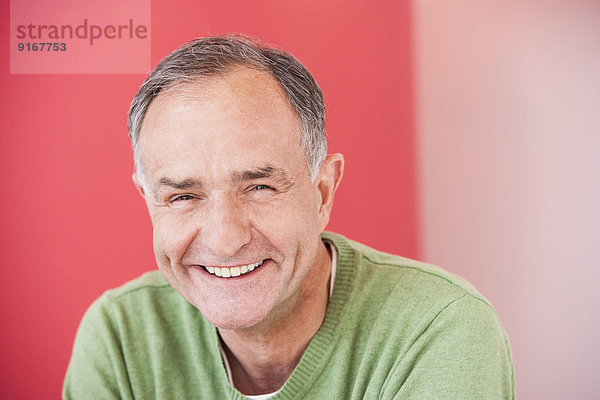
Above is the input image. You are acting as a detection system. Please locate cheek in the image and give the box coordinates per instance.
[250,192,320,243]
[151,210,199,263]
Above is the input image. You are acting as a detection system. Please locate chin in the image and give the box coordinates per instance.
[187,292,273,331]
[201,306,270,331]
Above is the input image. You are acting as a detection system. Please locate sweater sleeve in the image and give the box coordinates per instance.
[62,295,134,400]
[382,293,515,400]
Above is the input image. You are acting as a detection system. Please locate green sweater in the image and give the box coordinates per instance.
[63,232,515,399]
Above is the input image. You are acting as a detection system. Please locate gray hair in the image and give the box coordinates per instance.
[128,35,327,184]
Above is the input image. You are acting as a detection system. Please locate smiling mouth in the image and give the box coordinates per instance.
[200,260,265,278]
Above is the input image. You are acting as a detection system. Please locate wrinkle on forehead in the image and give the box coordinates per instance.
[139,66,303,149]
[137,66,309,186]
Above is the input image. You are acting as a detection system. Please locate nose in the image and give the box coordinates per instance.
[198,193,251,258]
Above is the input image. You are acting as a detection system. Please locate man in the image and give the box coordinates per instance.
[64,36,514,399]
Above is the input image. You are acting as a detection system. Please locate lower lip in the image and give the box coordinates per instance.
[192,259,271,281]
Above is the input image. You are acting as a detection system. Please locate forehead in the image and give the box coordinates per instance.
[137,67,307,184]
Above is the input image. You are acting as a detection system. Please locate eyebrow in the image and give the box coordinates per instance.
[232,165,281,181]
[155,165,294,191]
[158,177,203,190]
[232,165,295,188]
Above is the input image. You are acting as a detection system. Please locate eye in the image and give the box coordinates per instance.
[171,194,194,202]
[251,185,274,191]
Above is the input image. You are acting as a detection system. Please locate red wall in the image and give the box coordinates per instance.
[0,1,417,397]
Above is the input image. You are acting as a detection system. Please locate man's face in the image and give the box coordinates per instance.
[136,67,331,330]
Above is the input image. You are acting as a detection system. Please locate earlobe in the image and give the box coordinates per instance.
[132,172,146,199]
[317,154,344,229]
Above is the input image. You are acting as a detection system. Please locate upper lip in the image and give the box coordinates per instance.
[192,259,266,269]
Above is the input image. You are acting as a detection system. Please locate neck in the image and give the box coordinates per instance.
[218,241,332,395]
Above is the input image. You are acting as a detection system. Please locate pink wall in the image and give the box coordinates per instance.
[0,1,417,398]
[414,1,600,398]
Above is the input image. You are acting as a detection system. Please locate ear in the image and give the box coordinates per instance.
[132,172,147,199]
[316,153,344,231]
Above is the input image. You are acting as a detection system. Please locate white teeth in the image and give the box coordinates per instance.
[203,260,264,278]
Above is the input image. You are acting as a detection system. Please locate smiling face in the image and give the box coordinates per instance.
[135,67,340,330]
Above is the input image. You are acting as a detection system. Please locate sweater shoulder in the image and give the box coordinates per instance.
[322,231,487,305]
[102,270,172,301]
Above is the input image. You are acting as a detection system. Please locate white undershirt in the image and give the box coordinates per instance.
[219,241,338,399]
